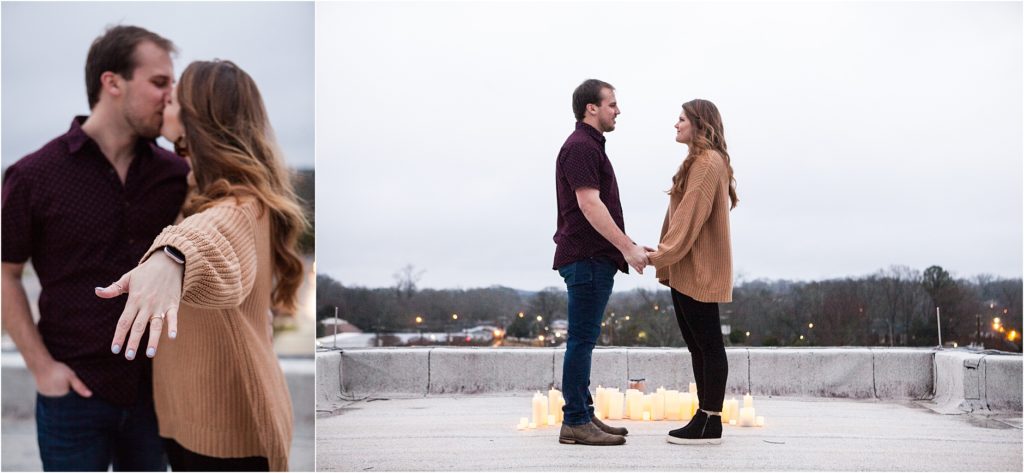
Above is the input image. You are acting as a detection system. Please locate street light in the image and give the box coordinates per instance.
[808,323,814,329]
[452,314,458,320]
[536,315,543,322]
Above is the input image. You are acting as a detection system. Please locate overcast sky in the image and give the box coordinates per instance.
[316,1,1022,292]
[2,1,314,169]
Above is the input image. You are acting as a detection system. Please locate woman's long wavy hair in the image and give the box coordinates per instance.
[176,60,309,314]
[669,99,738,209]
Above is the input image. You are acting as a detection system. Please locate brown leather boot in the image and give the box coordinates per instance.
[591,417,629,436]
[558,421,626,445]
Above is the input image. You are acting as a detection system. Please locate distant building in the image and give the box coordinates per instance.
[319,317,362,334]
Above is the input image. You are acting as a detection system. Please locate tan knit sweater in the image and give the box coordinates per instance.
[649,151,734,303]
[141,198,293,471]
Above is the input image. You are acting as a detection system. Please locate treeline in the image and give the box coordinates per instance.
[316,265,1022,351]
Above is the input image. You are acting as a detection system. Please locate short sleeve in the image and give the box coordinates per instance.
[560,142,601,191]
[1,164,33,263]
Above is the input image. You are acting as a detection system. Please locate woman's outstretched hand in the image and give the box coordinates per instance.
[643,246,657,267]
[95,251,184,360]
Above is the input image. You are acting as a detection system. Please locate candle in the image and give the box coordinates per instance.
[557,396,565,423]
[517,417,528,430]
[678,393,693,420]
[528,421,537,429]
[689,382,697,396]
[627,390,643,420]
[729,419,737,426]
[665,390,680,421]
[653,390,665,421]
[743,393,754,409]
[549,388,561,420]
[594,411,603,420]
[739,407,755,427]
[608,391,624,420]
[756,416,765,427]
[642,394,654,420]
[548,414,556,426]
[642,411,651,421]
[532,391,548,426]
[595,386,605,418]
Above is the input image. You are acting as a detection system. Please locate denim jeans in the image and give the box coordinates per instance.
[558,257,617,426]
[36,390,166,471]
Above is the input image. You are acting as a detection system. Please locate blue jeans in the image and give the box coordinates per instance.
[36,390,166,471]
[558,257,617,426]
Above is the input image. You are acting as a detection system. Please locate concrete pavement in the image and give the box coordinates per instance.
[316,395,1023,471]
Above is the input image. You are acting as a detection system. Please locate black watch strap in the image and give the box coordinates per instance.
[163,246,186,264]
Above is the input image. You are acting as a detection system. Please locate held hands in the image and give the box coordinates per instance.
[95,252,184,361]
[624,244,653,274]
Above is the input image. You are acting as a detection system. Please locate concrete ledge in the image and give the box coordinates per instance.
[430,347,554,395]
[749,348,875,398]
[326,347,1022,414]
[984,355,1023,412]
[872,349,934,399]
[316,351,341,407]
[340,348,429,397]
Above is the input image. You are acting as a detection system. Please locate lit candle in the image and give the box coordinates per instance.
[532,391,548,426]
[624,389,638,419]
[756,416,765,427]
[721,400,731,423]
[517,417,528,430]
[549,388,561,420]
[557,396,565,423]
[642,394,654,420]
[608,391,624,420]
[642,411,651,421]
[743,393,754,409]
[664,390,680,421]
[548,414,556,426]
[595,386,605,418]
[689,382,697,396]
[594,411,603,420]
[653,389,665,421]
[739,407,755,427]
[729,419,737,426]
[678,393,693,420]
[528,421,537,429]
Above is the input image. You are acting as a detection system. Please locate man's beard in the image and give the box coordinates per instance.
[123,101,162,139]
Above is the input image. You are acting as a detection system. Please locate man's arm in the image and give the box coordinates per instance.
[575,188,648,273]
[1,262,91,397]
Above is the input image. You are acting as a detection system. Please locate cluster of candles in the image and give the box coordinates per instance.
[516,383,765,430]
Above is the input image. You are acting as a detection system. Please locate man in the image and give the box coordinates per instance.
[1,26,189,471]
[552,79,649,446]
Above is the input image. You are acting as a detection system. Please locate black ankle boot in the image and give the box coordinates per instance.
[666,410,722,445]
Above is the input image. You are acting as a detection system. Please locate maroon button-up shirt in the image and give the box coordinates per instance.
[2,116,189,406]
[552,122,628,273]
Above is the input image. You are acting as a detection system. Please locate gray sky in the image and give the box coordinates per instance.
[322,1,1023,292]
[2,1,314,169]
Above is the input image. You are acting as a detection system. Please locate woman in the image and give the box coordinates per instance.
[96,60,308,471]
[645,99,738,445]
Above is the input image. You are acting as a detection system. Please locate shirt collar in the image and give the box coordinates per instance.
[66,115,155,159]
[575,121,606,145]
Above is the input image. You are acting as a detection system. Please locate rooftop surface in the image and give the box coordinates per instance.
[316,395,1023,472]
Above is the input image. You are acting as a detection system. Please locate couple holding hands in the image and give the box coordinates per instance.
[552,79,738,446]
[2,26,306,471]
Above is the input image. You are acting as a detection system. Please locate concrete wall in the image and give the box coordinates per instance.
[322,347,1022,414]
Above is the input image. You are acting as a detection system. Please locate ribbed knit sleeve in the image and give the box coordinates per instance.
[141,200,260,309]
[648,155,725,269]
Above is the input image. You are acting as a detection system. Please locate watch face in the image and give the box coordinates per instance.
[164,246,185,264]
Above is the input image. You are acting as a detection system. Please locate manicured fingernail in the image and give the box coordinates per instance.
[169,331,177,339]
[125,349,135,360]
[111,344,121,354]
[146,347,156,358]
[95,287,103,292]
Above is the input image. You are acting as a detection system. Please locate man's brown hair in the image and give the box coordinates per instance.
[85,25,176,109]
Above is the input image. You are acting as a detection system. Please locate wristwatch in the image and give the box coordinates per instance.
[162,246,186,265]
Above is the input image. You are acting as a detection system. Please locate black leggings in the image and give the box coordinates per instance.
[671,289,728,412]
[163,438,269,472]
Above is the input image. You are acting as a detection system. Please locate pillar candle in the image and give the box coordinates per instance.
[756,416,765,427]
[664,390,680,421]
[528,421,537,429]
[739,407,755,427]
[608,391,624,420]
[549,388,561,419]
[595,387,605,418]
[653,390,665,421]
[678,393,693,420]
[728,398,740,424]
[532,391,548,426]
[517,417,528,430]
[642,394,653,420]
[743,393,753,409]
[548,414,556,426]
[557,396,565,423]
[642,411,651,421]
[689,382,697,396]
